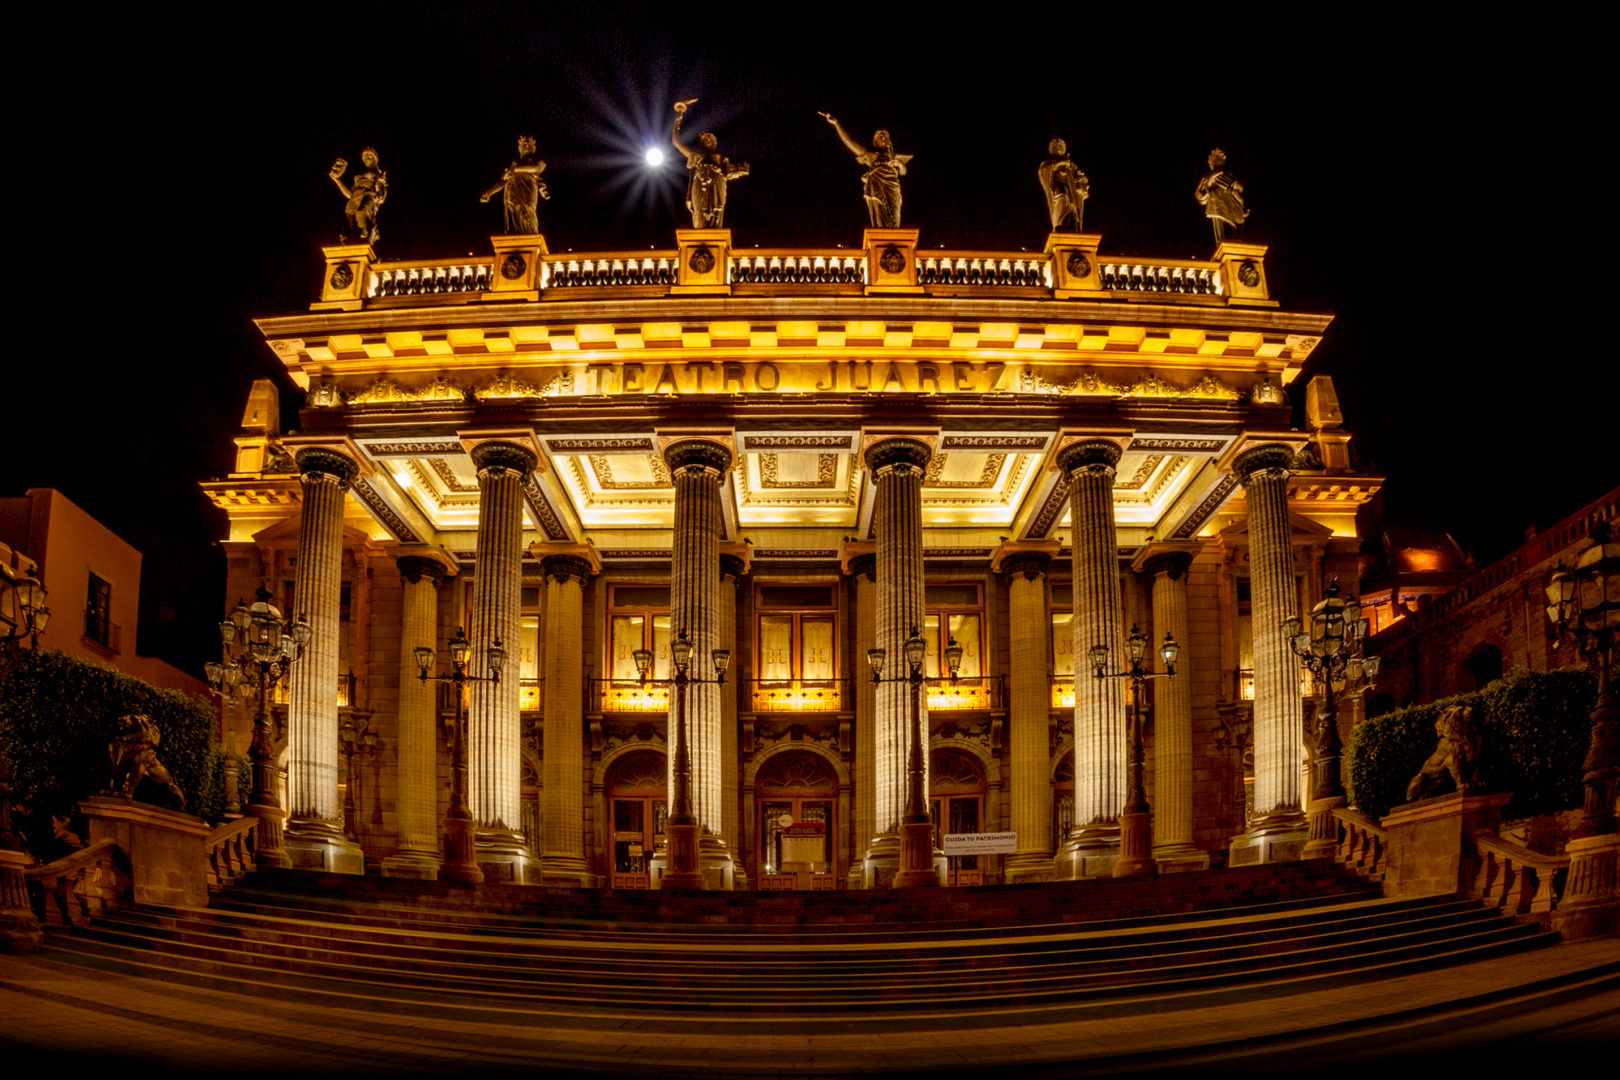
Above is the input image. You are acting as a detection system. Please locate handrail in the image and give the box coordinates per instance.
[204,816,259,891]
[24,839,128,927]
[1471,831,1569,917]
[1331,806,1389,879]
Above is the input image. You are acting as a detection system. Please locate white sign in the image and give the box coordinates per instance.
[941,832,1018,856]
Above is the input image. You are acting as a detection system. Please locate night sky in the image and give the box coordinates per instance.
[9,5,1611,674]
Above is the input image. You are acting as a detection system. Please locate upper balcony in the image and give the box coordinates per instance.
[310,229,1276,314]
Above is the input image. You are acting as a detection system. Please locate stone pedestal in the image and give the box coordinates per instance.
[1553,834,1620,940]
[0,849,42,952]
[1379,791,1512,897]
[81,797,211,908]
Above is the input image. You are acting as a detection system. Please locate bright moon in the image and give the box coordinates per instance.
[644,147,665,167]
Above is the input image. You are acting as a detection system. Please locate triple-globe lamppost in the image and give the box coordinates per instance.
[1090,625,1179,878]
[1284,578,1378,859]
[1544,520,1620,934]
[414,627,504,886]
[868,626,962,889]
[207,587,312,869]
[1,568,50,651]
[634,628,730,889]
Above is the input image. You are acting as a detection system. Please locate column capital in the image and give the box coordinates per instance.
[535,542,600,585]
[862,436,933,477]
[1231,443,1294,484]
[1055,438,1123,479]
[395,548,458,586]
[662,436,733,479]
[470,440,538,478]
[1216,432,1306,480]
[718,541,751,581]
[292,446,361,487]
[840,539,876,580]
[1138,549,1194,580]
[991,539,1061,579]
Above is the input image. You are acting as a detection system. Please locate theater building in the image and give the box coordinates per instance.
[203,226,1380,888]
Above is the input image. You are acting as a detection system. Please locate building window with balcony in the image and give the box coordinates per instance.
[753,583,839,711]
[519,584,541,711]
[602,584,671,711]
[85,572,114,651]
[924,583,995,710]
[1050,580,1074,708]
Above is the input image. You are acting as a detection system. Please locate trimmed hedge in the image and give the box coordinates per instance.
[0,649,222,855]
[1347,666,1597,820]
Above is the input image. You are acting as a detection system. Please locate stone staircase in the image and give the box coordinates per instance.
[31,862,1567,1029]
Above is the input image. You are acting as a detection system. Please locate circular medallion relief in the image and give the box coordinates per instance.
[879,246,906,274]
[328,264,354,290]
[1238,261,1261,287]
[1065,252,1091,278]
[688,246,716,274]
[500,254,528,280]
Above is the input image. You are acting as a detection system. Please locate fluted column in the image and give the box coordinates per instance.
[1055,439,1128,878]
[382,552,449,878]
[1002,549,1056,883]
[719,551,747,889]
[284,447,364,873]
[1144,550,1206,869]
[467,440,536,880]
[665,438,735,888]
[847,550,880,887]
[1231,443,1308,863]
[865,437,933,887]
[538,550,594,885]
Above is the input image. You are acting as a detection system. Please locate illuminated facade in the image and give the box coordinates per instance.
[205,227,1380,886]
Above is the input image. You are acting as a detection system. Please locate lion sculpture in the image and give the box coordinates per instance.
[108,713,186,811]
[1405,702,1483,803]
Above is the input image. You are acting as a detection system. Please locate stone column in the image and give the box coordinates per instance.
[284,447,364,874]
[1143,550,1207,870]
[664,438,735,888]
[381,552,450,879]
[846,548,879,887]
[719,550,748,889]
[467,440,536,882]
[537,549,595,886]
[1001,548,1057,883]
[1055,439,1128,879]
[864,437,934,887]
[1230,444,1308,865]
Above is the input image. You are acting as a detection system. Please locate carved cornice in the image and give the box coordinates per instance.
[295,447,360,487]
[396,554,447,586]
[663,438,733,478]
[845,552,877,581]
[1055,438,1121,479]
[863,437,932,477]
[1169,475,1238,538]
[1232,443,1294,483]
[350,478,421,543]
[1000,550,1053,581]
[522,474,569,540]
[471,440,538,479]
[540,553,594,585]
[1140,551,1193,580]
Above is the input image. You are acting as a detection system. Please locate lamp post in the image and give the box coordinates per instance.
[207,586,311,869]
[636,628,729,889]
[338,712,377,843]
[1090,624,1179,878]
[1544,520,1620,938]
[414,627,503,885]
[0,567,51,652]
[1284,579,1378,860]
[869,626,960,889]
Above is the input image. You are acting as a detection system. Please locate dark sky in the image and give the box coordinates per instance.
[9,4,1612,673]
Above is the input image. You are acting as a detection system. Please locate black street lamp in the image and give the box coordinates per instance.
[0,567,51,651]
[1545,521,1619,844]
[635,628,729,889]
[1284,579,1378,859]
[207,586,311,869]
[1090,624,1179,878]
[415,627,503,885]
[868,626,961,888]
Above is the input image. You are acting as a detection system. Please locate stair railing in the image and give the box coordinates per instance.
[1331,806,1389,878]
[23,840,128,928]
[205,816,259,891]
[1471,832,1569,917]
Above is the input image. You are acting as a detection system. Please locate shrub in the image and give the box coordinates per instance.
[0,649,219,855]
[1346,667,1597,821]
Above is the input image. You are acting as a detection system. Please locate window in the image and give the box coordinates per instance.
[519,584,540,711]
[603,585,671,710]
[754,583,839,711]
[923,583,989,710]
[85,573,113,648]
[1051,581,1074,707]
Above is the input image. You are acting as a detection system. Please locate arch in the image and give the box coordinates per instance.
[751,744,843,886]
[593,734,668,793]
[756,749,840,796]
[606,748,668,794]
[743,739,848,790]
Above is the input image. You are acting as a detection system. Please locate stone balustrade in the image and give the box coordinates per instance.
[730,251,865,285]
[25,840,129,928]
[542,254,678,288]
[205,816,260,891]
[370,260,493,297]
[1332,806,1389,879]
[916,253,1049,288]
[1472,833,1569,918]
[1099,261,1221,295]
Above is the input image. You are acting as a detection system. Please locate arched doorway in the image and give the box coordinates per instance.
[1053,751,1075,855]
[931,748,987,886]
[756,750,838,890]
[606,750,666,889]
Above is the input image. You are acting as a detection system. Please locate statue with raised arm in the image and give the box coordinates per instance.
[1195,147,1248,245]
[821,112,911,228]
[480,135,549,235]
[671,99,749,230]
[1039,138,1090,232]
[329,147,388,245]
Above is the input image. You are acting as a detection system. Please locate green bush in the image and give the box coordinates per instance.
[1347,667,1597,820]
[0,649,220,853]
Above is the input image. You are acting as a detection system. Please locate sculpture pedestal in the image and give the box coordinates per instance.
[82,796,211,908]
[1380,791,1511,897]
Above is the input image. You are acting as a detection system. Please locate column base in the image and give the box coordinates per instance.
[538,853,595,888]
[1113,811,1156,879]
[698,833,737,891]
[1228,809,1308,868]
[1551,834,1620,941]
[246,802,291,869]
[1152,842,1211,874]
[1303,795,1347,860]
[1056,822,1120,880]
[0,850,43,953]
[284,817,365,875]
[892,819,940,888]
[474,827,535,884]
[1005,851,1058,884]
[861,832,900,890]
[661,822,705,889]
[380,849,442,880]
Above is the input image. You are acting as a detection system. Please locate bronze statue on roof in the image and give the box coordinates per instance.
[480,136,549,235]
[821,112,911,228]
[1039,138,1090,232]
[329,147,388,245]
[672,100,749,229]
[1195,147,1248,245]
